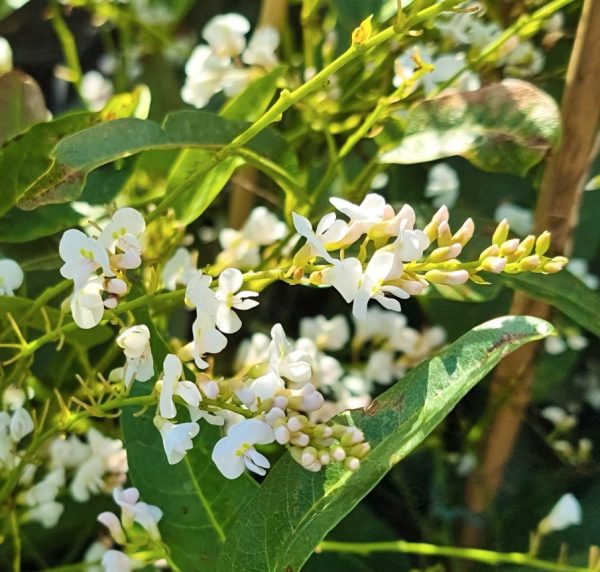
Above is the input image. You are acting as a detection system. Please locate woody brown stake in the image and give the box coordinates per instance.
[461,0,600,548]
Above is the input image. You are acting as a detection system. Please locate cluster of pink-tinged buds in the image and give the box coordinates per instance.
[402,206,567,287]
[266,407,370,472]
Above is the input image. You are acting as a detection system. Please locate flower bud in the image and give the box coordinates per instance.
[519,255,541,271]
[543,256,568,273]
[98,512,127,545]
[451,218,474,246]
[436,221,453,247]
[479,244,500,261]
[424,205,449,242]
[427,243,462,262]
[301,447,318,467]
[349,442,371,458]
[499,238,520,256]
[318,451,331,465]
[290,431,310,447]
[535,231,552,256]
[340,428,365,446]
[424,269,469,285]
[264,407,286,426]
[199,380,219,400]
[344,457,360,471]
[274,425,290,444]
[331,446,346,462]
[492,219,510,245]
[106,278,128,295]
[515,235,536,258]
[287,415,305,433]
[313,424,333,439]
[273,395,288,410]
[104,296,118,309]
[480,256,507,274]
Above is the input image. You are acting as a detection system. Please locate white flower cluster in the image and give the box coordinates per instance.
[540,404,593,466]
[0,257,24,296]
[182,13,280,108]
[292,194,567,322]
[59,207,146,329]
[91,487,164,572]
[2,384,126,529]
[217,206,287,269]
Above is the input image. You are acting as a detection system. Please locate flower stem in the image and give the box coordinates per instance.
[317,540,591,572]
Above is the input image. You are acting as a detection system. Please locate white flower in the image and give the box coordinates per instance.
[70,277,106,330]
[268,324,312,384]
[182,45,230,108]
[130,500,163,540]
[19,468,64,506]
[365,350,395,385]
[116,325,154,389]
[214,268,259,333]
[503,41,544,77]
[49,435,91,469]
[292,212,351,262]
[352,251,410,321]
[70,429,126,502]
[162,248,197,290]
[212,418,274,479]
[59,229,113,290]
[242,26,279,68]
[541,406,577,432]
[190,312,228,369]
[2,385,26,410]
[234,332,270,371]
[112,487,139,528]
[155,417,200,465]
[102,550,143,572]
[158,354,201,419]
[545,335,566,355]
[495,203,533,237]
[98,208,145,270]
[423,53,481,93]
[218,207,287,268]
[0,37,12,74]
[22,501,64,528]
[111,489,163,540]
[186,271,219,316]
[538,493,582,534]
[321,257,363,303]
[299,315,349,351]
[84,541,108,572]
[81,71,113,111]
[425,163,460,208]
[202,13,250,58]
[10,407,34,442]
[0,259,23,296]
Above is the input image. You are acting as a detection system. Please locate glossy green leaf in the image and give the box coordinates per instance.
[503,271,600,337]
[166,67,287,224]
[380,79,560,176]
[217,315,553,572]
[0,70,48,144]
[25,111,302,216]
[121,308,257,572]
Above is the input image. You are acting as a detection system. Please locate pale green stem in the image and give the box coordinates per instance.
[429,0,577,97]
[49,0,84,100]
[318,540,592,572]
[10,509,21,572]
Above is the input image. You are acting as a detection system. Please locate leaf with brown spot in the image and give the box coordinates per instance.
[380,79,561,176]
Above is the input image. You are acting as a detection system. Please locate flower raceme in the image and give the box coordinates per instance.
[292,194,567,321]
[59,207,147,329]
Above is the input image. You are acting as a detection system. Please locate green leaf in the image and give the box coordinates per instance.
[121,308,257,572]
[503,271,600,337]
[220,66,285,121]
[24,111,303,216]
[380,79,560,176]
[0,70,48,144]
[217,315,553,572]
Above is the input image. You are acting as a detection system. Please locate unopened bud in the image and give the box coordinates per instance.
[97,512,127,545]
[436,221,453,247]
[106,278,128,295]
[290,431,310,447]
[309,271,323,285]
[318,451,331,465]
[340,428,365,446]
[274,425,290,444]
[543,256,568,273]
[480,256,507,274]
[301,447,318,467]
[451,218,474,245]
[428,243,462,262]
[519,255,540,271]
[304,460,322,472]
[535,231,552,256]
[479,244,500,261]
[344,457,360,471]
[331,446,346,462]
[104,296,118,309]
[199,380,219,400]
[500,238,520,256]
[293,267,305,281]
[287,416,304,433]
[273,395,288,410]
[424,205,449,241]
[313,424,333,439]
[349,442,371,458]
[424,269,470,285]
[264,407,286,425]
[515,235,535,258]
[492,219,510,245]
